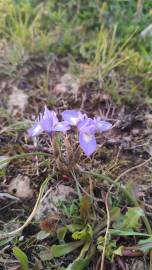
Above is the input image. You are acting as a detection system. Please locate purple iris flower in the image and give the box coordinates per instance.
[62,110,112,157]
[28,106,70,137]
[28,112,44,137]
[28,107,112,158]
[94,117,112,132]
[62,110,85,126]
[77,118,97,157]
[77,117,112,157]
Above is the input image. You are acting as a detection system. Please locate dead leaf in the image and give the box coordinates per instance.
[7,266,21,270]
[80,195,91,222]
[40,216,59,233]
[7,174,33,199]
[145,113,152,127]
[7,87,28,115]
[3,217,21,235]
[35,184,75,221]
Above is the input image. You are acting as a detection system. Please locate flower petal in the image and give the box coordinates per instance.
[40,118,53,133]
[44,106,58,126]
[28,123,43,137]
[79,133,96,157]
[54,121,71,132]
[96,120,112,132]
[62,110,85,126]
[94,117,112,132]
[77,118,96,134]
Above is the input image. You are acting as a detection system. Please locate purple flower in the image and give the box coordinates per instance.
[28,106,70,137]
[77,118,96,134]
[62,110,85,126]
[28,112,44,137]
[79,133,96,157]
[28,106,112,158]
[77,118,97,157]
[77,117,112,157]
[94,117,112,132]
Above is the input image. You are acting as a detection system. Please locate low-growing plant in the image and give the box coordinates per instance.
[28,106,112,159]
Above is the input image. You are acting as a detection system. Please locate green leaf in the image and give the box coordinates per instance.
[122,207,144,230]
[138,237,152,253]
[66,245,96,270]
[139,237,152,245]
[67,224,83,233]
[0,237,14,247]
[66,259,90,270]
[51,241,84,258]
[110,229,150,237]
[110,207,121,220]
[72,224,93,241]
[57,226,67,242]
[97,236,116,262]
[113,246,124,256]
[13,247,29,270]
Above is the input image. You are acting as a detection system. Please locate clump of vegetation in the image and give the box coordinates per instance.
[0,0,152,103]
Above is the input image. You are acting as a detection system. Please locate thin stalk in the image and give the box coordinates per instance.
[0,151,51,167]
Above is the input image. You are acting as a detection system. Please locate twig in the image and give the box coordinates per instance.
[0,193,20,201]
[100,188,111,270]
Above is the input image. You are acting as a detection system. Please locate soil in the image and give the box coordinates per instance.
[0,55,152,269]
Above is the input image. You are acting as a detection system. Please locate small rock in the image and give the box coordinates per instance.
[8,174,33,199]
[7,87,28,115]
[140,24,152,38]
[145,113,152,127]
[131,128,140,136]
[0,155,9,169]
[54,73,79,95]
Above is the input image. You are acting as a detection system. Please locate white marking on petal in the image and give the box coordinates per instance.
[82,133,93,143]
[69,116,79,125]
[32,124,43,136]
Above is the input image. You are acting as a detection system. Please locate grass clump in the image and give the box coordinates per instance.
[0,0,151,103]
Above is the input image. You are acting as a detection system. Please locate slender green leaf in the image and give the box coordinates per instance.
[51,241,84,258]
[66,259,90,270]
[13,247,29,270]
[139,237,152,245]
[138,243,152,254]
[0,237,14,247]
[110,229,150,237]
[138,238,152,253]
